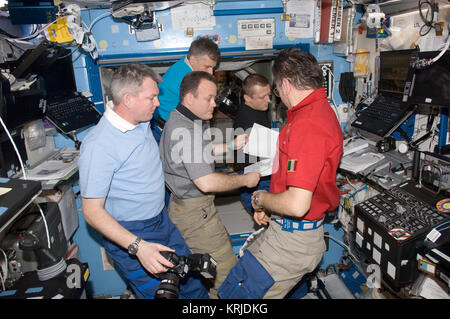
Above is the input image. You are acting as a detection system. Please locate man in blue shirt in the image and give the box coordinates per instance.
[152,37,220,143]
[78,63,208,299]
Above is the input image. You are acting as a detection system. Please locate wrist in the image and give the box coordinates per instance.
[252,192,264,209]
[228,140,234,151]
[127,237,142,255]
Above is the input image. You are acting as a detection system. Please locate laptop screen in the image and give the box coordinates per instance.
[378,50,415,96]
[41,54,77,98]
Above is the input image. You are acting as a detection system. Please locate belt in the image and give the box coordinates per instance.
[272,216,324,232]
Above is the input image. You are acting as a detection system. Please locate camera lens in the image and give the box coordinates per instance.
[154,272,180,299]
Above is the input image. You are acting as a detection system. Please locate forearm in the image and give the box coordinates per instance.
[256,187,312,218]
[212,142,228,156]
[82,197,175,274]
[213,134,248,156]
[82,198,135,249]
[195,172,249,193]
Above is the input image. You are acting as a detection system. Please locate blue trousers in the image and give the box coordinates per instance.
[103,207,209,299]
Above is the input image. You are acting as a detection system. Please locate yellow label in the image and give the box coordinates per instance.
[83,268,90,282]
[47,17,73,43]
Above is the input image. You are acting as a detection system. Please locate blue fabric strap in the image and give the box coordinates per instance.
[274,217,324,232]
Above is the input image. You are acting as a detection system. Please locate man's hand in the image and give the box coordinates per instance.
[253,210,270,226]
[136,241,175,275]
[233,134,249,150]
[244,172,260,188]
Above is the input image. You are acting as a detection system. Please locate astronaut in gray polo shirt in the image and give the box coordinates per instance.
[159,71,260,298]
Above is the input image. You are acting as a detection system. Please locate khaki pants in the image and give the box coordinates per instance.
[247,219,326,298]
[168,194,237,299]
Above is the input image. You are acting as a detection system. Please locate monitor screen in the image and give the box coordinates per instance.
[378,49,416,96]
[41,54,77,97]
[406,50,450,107]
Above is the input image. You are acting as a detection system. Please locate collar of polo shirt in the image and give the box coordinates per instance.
[104,100,137,133]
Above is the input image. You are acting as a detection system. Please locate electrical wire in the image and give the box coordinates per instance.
[0,117,51,249]
[88,11,111,32]
[418,0,435,36]
[324,233,360,264]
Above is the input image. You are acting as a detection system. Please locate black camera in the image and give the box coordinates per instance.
[154,251,217,299]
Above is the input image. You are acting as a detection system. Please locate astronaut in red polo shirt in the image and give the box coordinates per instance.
[218,47,343,299]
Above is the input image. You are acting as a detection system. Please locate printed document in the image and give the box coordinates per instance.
[242,123,279,159]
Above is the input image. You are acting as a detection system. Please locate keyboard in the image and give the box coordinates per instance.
[351,95,414,137]
[364,97,402,122]
[354,180,450,289]
[45,95,101,134]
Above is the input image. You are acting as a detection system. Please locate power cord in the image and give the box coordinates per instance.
[418,0,439,36]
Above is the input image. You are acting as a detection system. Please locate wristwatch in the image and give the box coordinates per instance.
[252,193,263,209]
[127,237,142,255]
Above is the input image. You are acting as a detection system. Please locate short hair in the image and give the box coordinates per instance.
[180,71,216,101]
[242,74,270,97]
[187,37,220,63]
[272,47,323,91]
[110,63,162,105]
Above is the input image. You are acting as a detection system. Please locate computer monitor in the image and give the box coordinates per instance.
[41,53,77,98]
[378,49,416,97]
[406,50,450,108]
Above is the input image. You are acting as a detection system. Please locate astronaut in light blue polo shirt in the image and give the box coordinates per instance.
[78,63,208,299]
[153,37,220,124]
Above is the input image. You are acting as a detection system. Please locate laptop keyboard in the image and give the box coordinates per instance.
[351,95,413,137]
[363,98,403,123]
[45,95,101,134]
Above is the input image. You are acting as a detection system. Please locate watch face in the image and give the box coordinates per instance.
[128,237,141,255]
[128,244,137,255]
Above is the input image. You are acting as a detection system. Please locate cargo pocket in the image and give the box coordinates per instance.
[218,250,274,299]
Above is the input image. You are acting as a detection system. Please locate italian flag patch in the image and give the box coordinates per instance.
[287,159,298,172]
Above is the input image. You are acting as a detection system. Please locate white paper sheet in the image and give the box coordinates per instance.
[285,0,315,38]
[245,35,273,50]
[242,123,279,159]
[170,3,215,31]
[26,148,79,181]
[244,158,274,177]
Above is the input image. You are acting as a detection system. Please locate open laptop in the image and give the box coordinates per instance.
[351,49,417,138]
[42,53,101,134]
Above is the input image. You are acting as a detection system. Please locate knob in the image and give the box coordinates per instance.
[378,215,387,223]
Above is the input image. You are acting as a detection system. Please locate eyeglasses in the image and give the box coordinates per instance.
[273,87,280,97]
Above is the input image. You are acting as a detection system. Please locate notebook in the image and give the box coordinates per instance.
[351,49,417,137]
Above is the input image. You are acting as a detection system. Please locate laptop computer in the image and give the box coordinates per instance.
[351,49,417,138]
[42,53,101,134]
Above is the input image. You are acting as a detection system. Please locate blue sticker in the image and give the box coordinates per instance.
[26,287,44,294]
[0,207,7,216]
[0,177,9,183]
